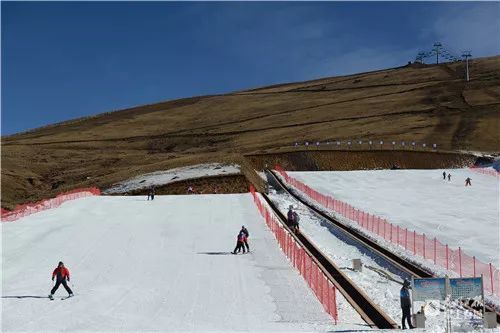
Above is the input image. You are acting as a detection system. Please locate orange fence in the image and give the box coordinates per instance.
[274,166,499,297]
[250,185,338,323]
[469,167,499,178]
[1,188,101,222]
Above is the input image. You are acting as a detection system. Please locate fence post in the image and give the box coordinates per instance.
[473,256,476,277]
[459,247,462,277]
[434,237,437,264]
[446,244,449,270]
[413,230,416,255]
[490,263,494,295]
[423,234,426,259]
[405,228,408,250]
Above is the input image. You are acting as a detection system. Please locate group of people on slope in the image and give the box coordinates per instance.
[442,171,472,186]
[232,226,250,254]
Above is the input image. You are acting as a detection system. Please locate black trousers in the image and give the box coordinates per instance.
[244,240,250,251]
[401,306,412,329]
[233,242,245,253]
[51,279,73,295]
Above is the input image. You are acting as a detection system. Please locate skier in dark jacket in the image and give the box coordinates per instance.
[465,177,472,186]
[49,261,73,299]
[240,226,250,252]
[400,279,414,329]
[147,186,155,200]
[232,232,247,254]
[287,205,295,226]
[442,171,446,180]
[447,174,451,182]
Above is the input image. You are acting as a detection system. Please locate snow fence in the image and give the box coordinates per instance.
[1,188,101,222]
[250,185,338,323]
[274,166,500,298]
[469,167,500,178]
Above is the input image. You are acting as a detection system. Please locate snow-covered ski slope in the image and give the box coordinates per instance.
[2,194,344,332]
[288,169,499,266]
[104,163,240,194]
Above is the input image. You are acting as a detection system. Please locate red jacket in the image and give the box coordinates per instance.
[52,267,70,280]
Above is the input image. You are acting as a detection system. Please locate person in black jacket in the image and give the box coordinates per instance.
[400,279,414,329]
[147,186,155,200]
[240,226,250,252]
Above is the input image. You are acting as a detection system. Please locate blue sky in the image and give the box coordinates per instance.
[2,1,499,135]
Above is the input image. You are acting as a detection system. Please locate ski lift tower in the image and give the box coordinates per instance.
[433,42,442,64]
[462,51,472,82]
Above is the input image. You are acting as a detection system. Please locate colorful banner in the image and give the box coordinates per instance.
[412,278,447,301]
[450,277,482,300]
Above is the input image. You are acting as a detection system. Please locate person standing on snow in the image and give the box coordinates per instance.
[400,279,414,329]
[240,226,250,252]
[147,186,155,201]
[292,211,300,233]
[287,205,295,227]
[442,171,446,180]
[465,177,472,186]
[447,173,451,182]
[232,231,247,254]
[49,261,73,300]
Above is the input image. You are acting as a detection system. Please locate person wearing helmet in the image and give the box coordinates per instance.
[232,231,247,254]
[49,261,73,300]
[240,226,250,252]
[400,279,414,329]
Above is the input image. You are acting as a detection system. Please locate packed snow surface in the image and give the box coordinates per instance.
[268,191,485,332]
[288,169,499,266]
[2,194,346,332]
[104,163,241,194]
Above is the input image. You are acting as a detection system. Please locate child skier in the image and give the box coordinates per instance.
[240,226,250,252]
[447,173,451,181]
[465,177,472,186]
[49,261,73,300]
[232,231,247,254]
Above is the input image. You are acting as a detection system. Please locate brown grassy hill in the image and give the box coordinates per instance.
[2,56,499,208]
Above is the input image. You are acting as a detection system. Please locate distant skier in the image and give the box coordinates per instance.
[292,211,300,233]
[49,261,73,300]
[187,186,195,194]
[442,171,446,180]
[240,225,250,252]
[287,205,300,233]
[400,279,414,329]
[447,173,451,182]
[232,231,247,254]
[465,177,472,186]
[287,205,295,226]
[147,186,155,201]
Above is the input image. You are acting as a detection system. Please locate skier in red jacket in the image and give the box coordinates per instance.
[49,261,73,299]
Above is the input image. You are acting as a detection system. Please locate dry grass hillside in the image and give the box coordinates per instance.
[2,56,499,208]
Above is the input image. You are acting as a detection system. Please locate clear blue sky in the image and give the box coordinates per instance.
[2,1,499,135]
